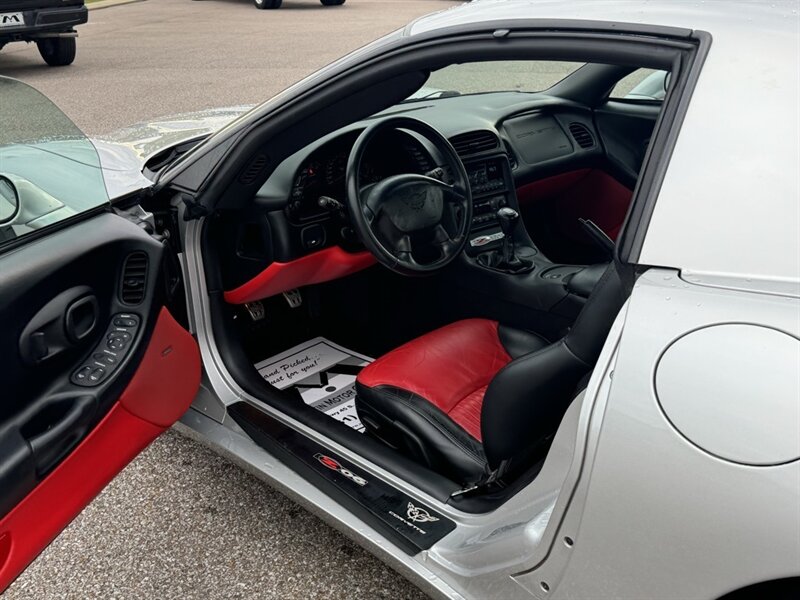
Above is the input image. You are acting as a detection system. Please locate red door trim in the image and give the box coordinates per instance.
[515,169,633,240]
[0,307,200,592]
[224,246,376,305]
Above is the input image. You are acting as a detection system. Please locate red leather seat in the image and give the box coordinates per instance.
[356,319,548,482]
[355,263,628,486]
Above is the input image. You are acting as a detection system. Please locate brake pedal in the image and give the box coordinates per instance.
[283,289,303,308]
[244,301,265,321]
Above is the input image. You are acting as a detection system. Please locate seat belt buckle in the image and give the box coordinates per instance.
[449,460,508,499]
[449,483,481,499]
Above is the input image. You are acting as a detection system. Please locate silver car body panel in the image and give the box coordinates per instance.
[174,1,799,599]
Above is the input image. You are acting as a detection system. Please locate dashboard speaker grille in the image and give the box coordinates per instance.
[568,123,595,149]
[449,130,499,157]
[120,252,148,305]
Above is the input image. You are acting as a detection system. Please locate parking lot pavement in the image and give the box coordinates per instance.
[0,0,461,134]
[1,1,459,598]
[3,430,429,600]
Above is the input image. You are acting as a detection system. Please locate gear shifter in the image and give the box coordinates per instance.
[497,207,520,266]
[477,207,534,273]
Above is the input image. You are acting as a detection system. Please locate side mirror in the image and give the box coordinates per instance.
[0,176,20,225]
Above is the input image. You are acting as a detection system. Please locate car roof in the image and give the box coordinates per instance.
[407,0,793,42]
[410,0,799,286]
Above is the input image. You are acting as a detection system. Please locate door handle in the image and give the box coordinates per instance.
[64,295,99,344]
[18,286,97,366]
[22,394,97,476]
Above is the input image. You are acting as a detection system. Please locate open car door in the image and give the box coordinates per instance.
[0,77,201,592]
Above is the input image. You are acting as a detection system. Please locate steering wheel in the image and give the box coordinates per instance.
[345,117,472,275]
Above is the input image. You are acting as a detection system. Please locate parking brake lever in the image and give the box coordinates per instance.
[579,218,615,259]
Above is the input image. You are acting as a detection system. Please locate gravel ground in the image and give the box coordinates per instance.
[1,1,458,598]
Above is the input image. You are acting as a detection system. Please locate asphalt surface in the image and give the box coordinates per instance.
[0,0,461,135]
[1,1,459,598]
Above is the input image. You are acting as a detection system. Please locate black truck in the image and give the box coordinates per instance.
[0,0,87,66]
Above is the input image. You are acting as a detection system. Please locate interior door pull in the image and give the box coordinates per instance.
[23,394,97,476]
[65,295,99,343]
[18,286,96,366]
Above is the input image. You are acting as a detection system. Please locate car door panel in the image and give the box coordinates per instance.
[594,100,660,187]
[0,211,200,592]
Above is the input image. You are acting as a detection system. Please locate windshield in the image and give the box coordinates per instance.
[405,60,584,101]
[0,77,108,241]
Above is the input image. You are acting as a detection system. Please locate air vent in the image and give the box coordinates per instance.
[449,130,499,157]
[238,153,269,185]
[504,143,519,169]
[120,252,148,305]
[568,123,595,149]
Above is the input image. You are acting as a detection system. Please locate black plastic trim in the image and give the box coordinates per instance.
[229,402,456,554]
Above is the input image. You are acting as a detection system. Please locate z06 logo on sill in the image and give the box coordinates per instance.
[315,453,368,487]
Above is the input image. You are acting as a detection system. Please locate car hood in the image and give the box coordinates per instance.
[92,105,253,199]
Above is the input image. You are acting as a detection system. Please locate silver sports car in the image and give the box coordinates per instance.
[0,1,798,598]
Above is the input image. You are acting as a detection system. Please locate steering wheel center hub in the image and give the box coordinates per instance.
[386,182,444,232]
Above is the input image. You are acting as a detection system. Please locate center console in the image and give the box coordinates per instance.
[464,155,514,245]
[444,148,607,338]
[462,154,537,271]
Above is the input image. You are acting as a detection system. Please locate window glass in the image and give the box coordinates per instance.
[611,68,669,101]
[0,77,108,244]
[405,60,584,101]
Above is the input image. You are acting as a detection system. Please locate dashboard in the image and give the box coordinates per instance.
[248,90,652,266]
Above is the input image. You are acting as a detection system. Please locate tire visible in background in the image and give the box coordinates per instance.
[254,0,283,8]
[37,38,76,67]
[321,0,346,5]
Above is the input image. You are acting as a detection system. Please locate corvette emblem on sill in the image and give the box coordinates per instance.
[406,502,440,524]
[388,501,441,535]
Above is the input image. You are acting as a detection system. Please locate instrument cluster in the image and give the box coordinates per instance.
[287,130,432,224]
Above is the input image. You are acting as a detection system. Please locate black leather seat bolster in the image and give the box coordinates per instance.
[482,262,630,470]
[481,340,589,470]
[355,382,487,485]
[497,325,550,358]
[566,262,609,298]
[564,262,629,364]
